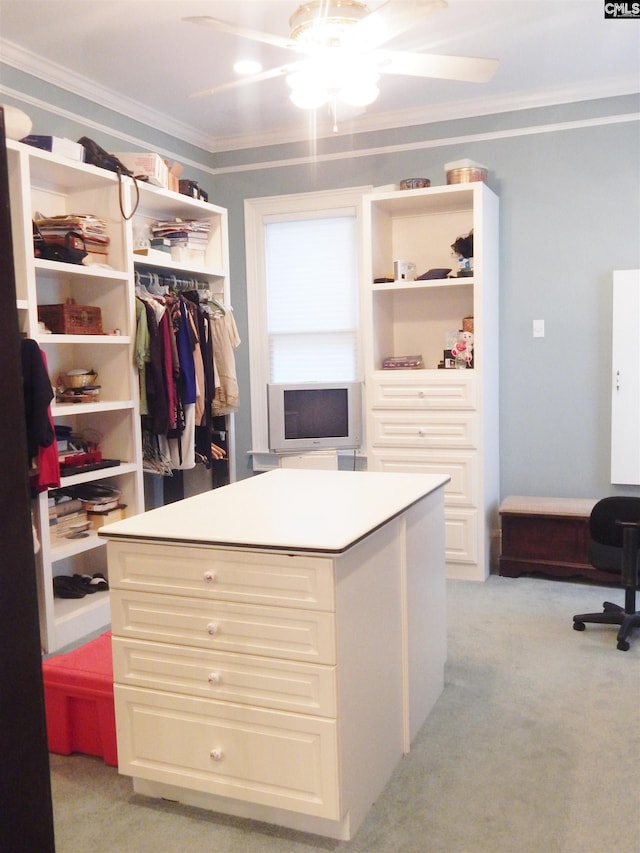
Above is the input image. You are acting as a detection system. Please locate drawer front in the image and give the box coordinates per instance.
[107,541,335,611]
[369,410,477,449]
[371,373,476,410]
[114,685,341,820]
[112,636,337,717]
[110,590,336,664]
[445,508,478,564]
[370,449,477,506]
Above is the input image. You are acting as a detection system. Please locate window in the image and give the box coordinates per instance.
[265,215,358,383]
[245,187,368,452]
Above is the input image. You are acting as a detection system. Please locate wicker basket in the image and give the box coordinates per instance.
[38,300,103,335]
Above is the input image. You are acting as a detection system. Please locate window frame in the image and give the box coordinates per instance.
[245,186,369,454]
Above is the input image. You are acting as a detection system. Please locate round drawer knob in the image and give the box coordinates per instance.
[203,571,216,583]
[206,622,219,636]
[208,672,221,685]
[418,427,426,436]
[210,748,223,761]
[418,390,425,398]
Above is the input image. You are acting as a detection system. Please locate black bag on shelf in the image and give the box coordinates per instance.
[77,136,140,220]
[77,136,133,176]
[33,221,87,264]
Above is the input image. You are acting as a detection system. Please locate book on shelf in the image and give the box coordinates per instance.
[87,504,127,529]
[50,510,90,540]
[382,355,424,369]
[50,508,86,525]
[49,497,84,519]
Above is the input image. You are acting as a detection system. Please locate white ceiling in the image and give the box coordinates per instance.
[0,0,638,152]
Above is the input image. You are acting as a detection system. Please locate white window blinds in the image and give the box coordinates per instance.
[264,215,359,383]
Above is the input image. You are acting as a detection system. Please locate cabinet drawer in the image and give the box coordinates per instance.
[371,449,477,506]
[114,685,341,820]
[107,541,335,611]
[371,373,476,410]
[369,410,477,449]
[110,590,336,664]
[112,636,337,717]
[445,508,478,564]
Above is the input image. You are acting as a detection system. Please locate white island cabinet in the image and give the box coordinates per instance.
[99,468,449,841]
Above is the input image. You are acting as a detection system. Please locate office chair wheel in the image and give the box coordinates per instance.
[573,621,586,631]
[617,639,630,651]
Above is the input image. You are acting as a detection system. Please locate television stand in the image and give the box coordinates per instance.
[278,450,338,470]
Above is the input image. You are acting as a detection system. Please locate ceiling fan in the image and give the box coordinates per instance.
[184,0,499,117]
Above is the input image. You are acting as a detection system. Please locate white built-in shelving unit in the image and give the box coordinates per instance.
[361,182,499,580]
[7,140,231,651]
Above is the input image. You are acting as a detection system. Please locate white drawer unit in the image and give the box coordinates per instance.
[369,410,478,449]
[107,541,335,610]
[367,373,485,578]
[102,469,449,840]
[372,448,478,506]
[370,371,476,410]
[114,685,341,819]
[110,589,336,664]
[443,507,479,564]
[112,636,337,716]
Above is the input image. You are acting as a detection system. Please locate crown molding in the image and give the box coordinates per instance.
[212,75,640,152]
[0,38,214,152]
[1,36,638,155]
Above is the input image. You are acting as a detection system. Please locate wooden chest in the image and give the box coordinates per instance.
[498,496,618,584]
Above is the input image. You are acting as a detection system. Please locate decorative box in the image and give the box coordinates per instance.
[38,301,103,335]
[113,152,168,188]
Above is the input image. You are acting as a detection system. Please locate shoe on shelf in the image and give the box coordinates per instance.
[53,575,86,599]
[72,573,109,593]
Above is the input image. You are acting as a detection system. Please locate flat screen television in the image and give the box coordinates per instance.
[267,382,363,453]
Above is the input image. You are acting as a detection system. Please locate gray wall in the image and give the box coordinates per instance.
[3,65,639,500]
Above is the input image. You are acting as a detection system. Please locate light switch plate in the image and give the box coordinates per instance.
[533,319,545,338]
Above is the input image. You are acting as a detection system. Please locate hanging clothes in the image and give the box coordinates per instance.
[164,295,197,470]
[21,339,60,492]
[135,281,238,475]
[21,337,54,459]
[211,308,241,416]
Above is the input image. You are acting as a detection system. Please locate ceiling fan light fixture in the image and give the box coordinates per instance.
[289,0,370,48]
[289,85,329,109]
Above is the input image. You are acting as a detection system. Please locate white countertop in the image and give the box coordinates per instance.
[99,468,449,553]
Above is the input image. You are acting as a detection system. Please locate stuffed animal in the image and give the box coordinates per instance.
[451,331,474,367]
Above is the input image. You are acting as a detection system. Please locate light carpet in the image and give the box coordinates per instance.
[50,575,640,852]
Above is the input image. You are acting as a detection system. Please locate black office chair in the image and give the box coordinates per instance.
[573,496,640,651]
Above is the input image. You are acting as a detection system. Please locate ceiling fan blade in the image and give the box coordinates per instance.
[189,62,302,100]
[351,0,447,50]
[378,49,499,83]
[183,15,300,52]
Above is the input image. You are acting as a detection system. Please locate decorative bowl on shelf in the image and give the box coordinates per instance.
[399,178,431,190]
[63,369,98,388]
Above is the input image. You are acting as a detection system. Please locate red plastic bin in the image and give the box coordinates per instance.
[42,630,117,766]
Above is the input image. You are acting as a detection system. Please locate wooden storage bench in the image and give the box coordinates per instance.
[498,496,617,584]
